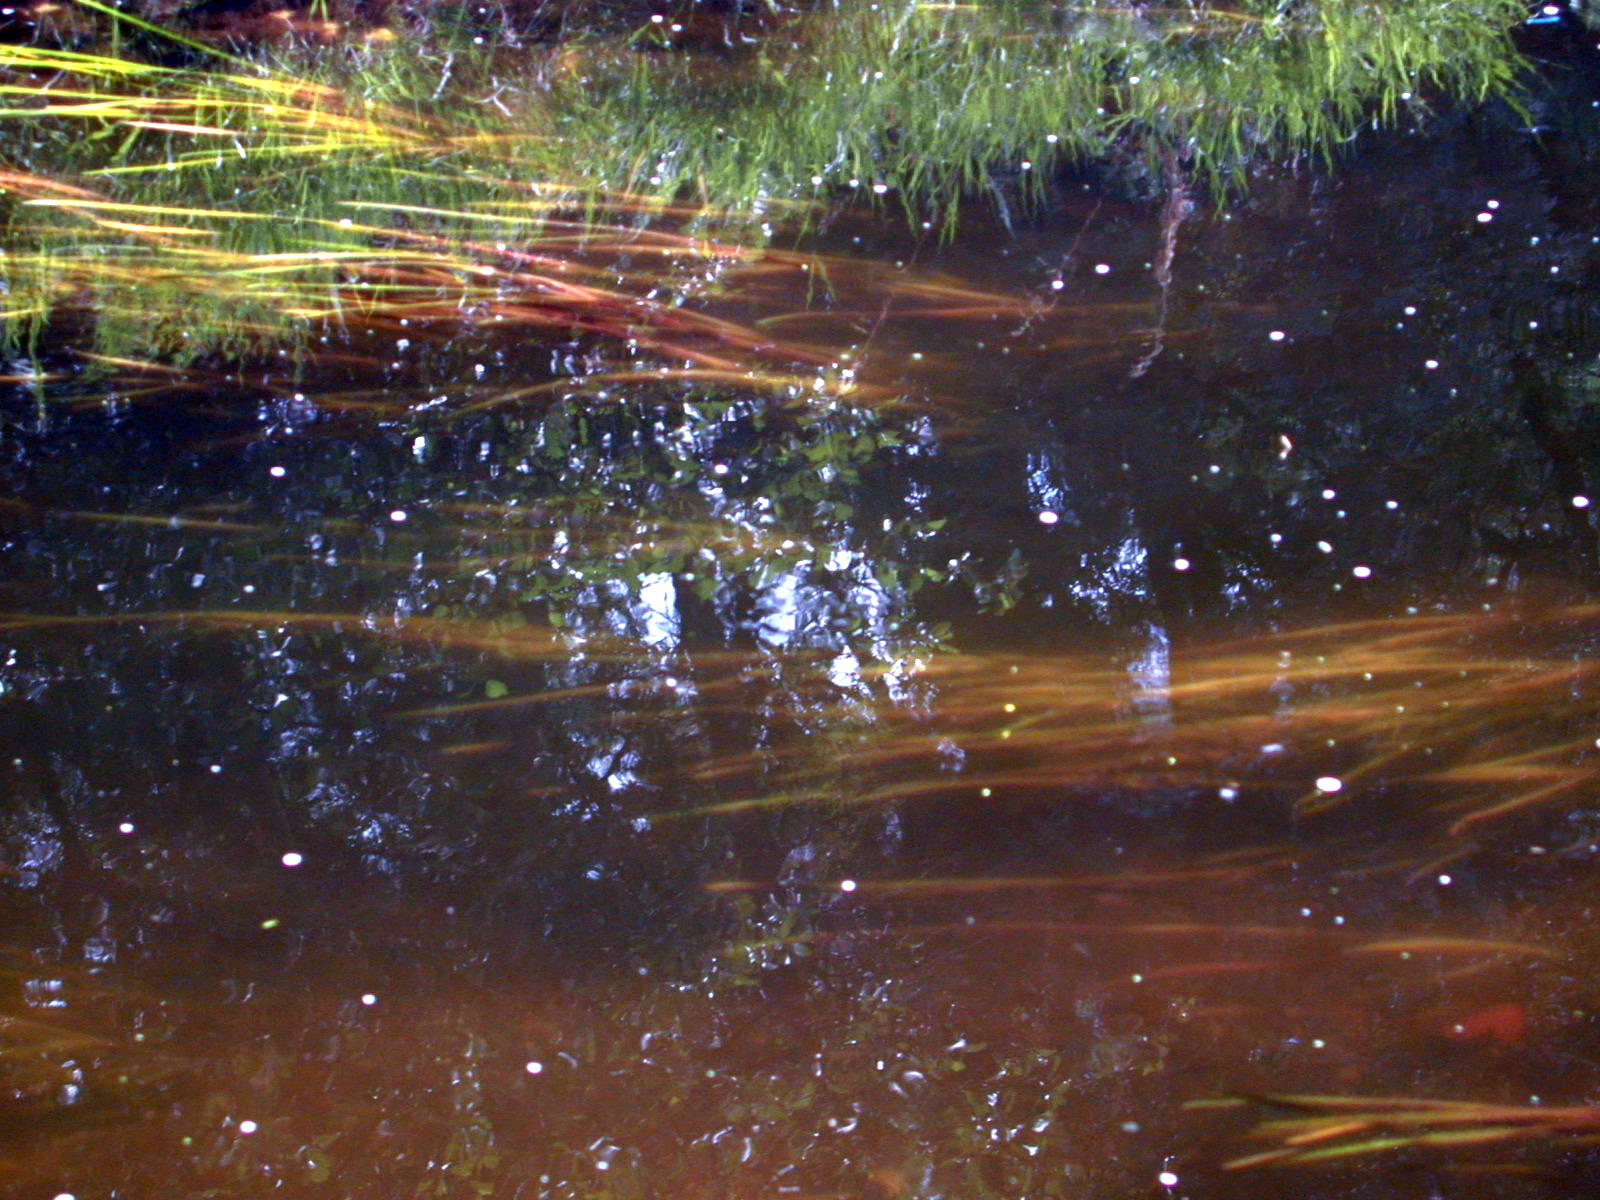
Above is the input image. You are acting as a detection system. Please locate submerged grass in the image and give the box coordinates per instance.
[0,0,1530,362]
[1195,1093,1600,1168]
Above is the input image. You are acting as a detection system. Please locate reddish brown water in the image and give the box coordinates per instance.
[2,27,1600,1200]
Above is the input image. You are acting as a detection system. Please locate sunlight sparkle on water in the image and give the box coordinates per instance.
[1158,1171,1179,1187]
[1038,510,1059,525]
[840,879,858,892]
[238,1121,258,1135]
[526,1061,544,1074]
[118,822,134,834]
[281,852,303,867]
[1574,495,1591,508]
[1268,330,1285,341]
[1316,776,1343,794]
[1094,264,1110,275]
[268,465,286,478]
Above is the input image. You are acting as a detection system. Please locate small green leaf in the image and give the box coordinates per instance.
[484,680,509,700]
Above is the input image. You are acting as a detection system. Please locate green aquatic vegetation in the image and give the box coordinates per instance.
[0,0,1530,361]
[1194,1093,1600,1168]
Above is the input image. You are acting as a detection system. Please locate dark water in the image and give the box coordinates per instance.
[3,28,1600,1200]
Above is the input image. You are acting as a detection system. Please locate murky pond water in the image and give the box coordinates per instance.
[3,22,1600,1200]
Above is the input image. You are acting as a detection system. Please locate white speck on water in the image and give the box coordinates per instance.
[1038,510,1060,525]
[1476,211,1493,223]
[839,879,858,892]
[526,1060,544,1074]
[361,993,377,1005]
[209,764,222,775]
[1386,499,1399,509]
[1487,199,1500,209]
[1352,565,1372,578]
[1573,495,1591,509]
[1158,1171,1179,1187]
[1404,305,1417,315]
[1172,557,1190,571]
[389,510,407,523]
[712,463,730,476]
[238,1120,258,1135]
[1438,874,1453,886]
[1269,532,1283,544]
[1316,776,1343,794]
[1094,263,1110,275]
[1268,330,1286,342]
[1218,786,1238,801]
[1321,488,1336,500]
[872,183,889,194]
[1424,359,1440,369]
[1551,265,1561,274]
[268,465,286,478]
[281,852,303,868]
[1300,907,1312,917]
[1050,279,1064,290]
[118,822,134,834]
[1261,743,1285,754]
[1317,540,1333,553]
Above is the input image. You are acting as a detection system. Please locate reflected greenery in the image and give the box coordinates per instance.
[0,0,1530,358]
